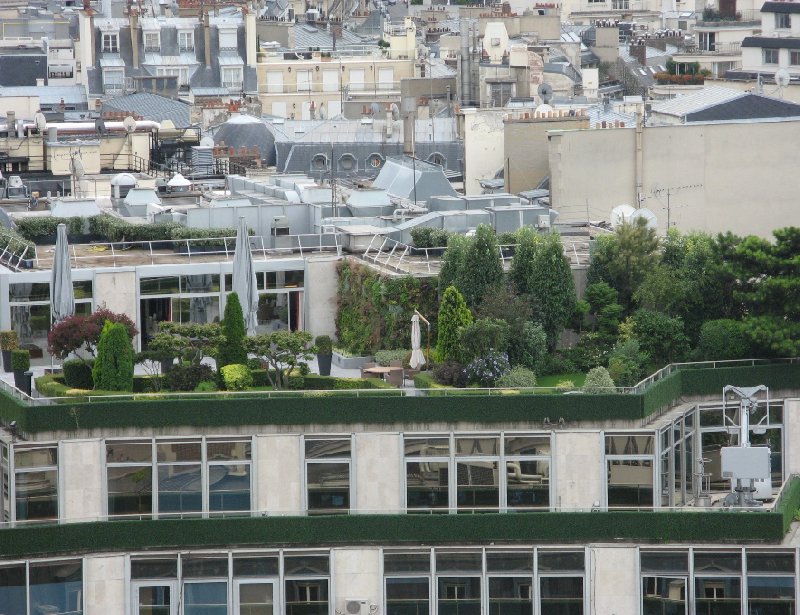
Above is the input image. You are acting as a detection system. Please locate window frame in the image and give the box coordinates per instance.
[304,436,354,515]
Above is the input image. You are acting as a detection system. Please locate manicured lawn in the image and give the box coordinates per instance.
[536,372,587,388]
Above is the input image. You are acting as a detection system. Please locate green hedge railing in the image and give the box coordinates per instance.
[0,510,787,559]
[2,362,798,434]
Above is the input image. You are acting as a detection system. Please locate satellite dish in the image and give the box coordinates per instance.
[391,103,400,121]
[318,103,327,120]
[610,203,635,228]
[70,156,85,179]
[537,82,554,104]
[33,112,47,133]
[775,68,790,91]
[370,102,381,116]
[629,207,658,230]
[200,135,214,147]
[123,116,137,133]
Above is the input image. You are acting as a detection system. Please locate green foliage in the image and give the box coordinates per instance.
[584,282,618,313]
[218,292,248,368]
[515,322,548,372]
[607,339,649,387]
[151,322,223,366]
[87,216,243,245]
[465,350,510,386]
[245,330,314,389]
[164,364,215,391]
[509,227,538,295]
[460,225,504,308]
[375,349,409,366]
[497,366,537,388]
[194,380,218,392]
[566,332,610,371]
[92,322,134,391]
[15,217,85,241]
[475,285,538,368]
[436,286,473,362]
[410,227,452,249]
[582,366,615,393]
[336,261,439,355]
[433,361,467,387]
[314,335,333,355]
[48,308,138,361]
[458,318,509,363]
[0,225,35,258]
[697,319,751,360]
[10,349,30,372]
[63,359,94,389]
[624,309,690,365]
[0,331,19,351]
[220,364,253,391]
[438,234,470,295]
[527,232,576,349]
[741,316,800,357]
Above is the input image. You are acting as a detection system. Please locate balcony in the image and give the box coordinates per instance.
[679,41,742,55]
[696,8,761,27]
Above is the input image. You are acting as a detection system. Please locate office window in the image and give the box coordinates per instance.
[605,433,654,509]
[776,13,791,29]
[305,438,351,513]
[207,439,251,515]
[102,32,119,53]
[0,565,26,614]
[505,435,550,510]
[107,441,153,519]
[296,70,312,93]
[763,48,779,65]
[791,51,800,65]
[29,560,83,615]
[179,30,194,51]
[14,445,58,522]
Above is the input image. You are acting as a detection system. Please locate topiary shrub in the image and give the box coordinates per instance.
[63,358,94,389]
[556,380,576,391]
[218,292,248,369]
[0,330,19,350]
[496,366,537,388]
[92,321,134,391]
[164,363,214,391]
[433,361,467,387]
[314,335,333,355]
[375,349,408,366]
[582,366,616,393]
[10,349,30,372]
[465,350,511,387]
[194,380,218,392]
[220,364,253,391]
[437,286,472,362]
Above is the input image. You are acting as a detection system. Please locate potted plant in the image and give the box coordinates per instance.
[11,348,30,391]
[0,330,19,372]
[315,335,333,377]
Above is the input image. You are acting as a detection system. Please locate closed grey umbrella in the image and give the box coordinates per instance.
[410,313,426,369]
[50,223,74,323]
[232,216,258,336]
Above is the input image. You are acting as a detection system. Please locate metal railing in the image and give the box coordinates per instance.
[679,42,742,55]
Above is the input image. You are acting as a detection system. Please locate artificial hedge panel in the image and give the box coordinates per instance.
[777,477,800,534]
[0,511,784,559]
[680,363,800,396]
[641,370,683,415]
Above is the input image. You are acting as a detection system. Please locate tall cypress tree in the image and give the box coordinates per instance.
[528,232,577,350]
[92,321,134,391]
[218,291,248,368]
[436,285,473,362]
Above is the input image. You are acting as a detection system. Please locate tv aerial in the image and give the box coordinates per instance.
[69,154,85,198]
[774,68,790,98]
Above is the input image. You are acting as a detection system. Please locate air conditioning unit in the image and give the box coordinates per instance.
[345,599,368,615]
[537,214,551,229]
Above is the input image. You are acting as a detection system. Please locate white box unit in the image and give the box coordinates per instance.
[345,599,369,615]
[721,446,771,480]
[537,214,550,229]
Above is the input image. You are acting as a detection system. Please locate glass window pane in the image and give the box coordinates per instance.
[456,437,498,456]
[504,436,550,456]
[209,464,251,513]
[138,585,172,612]
[73,280,93,299]
[182,558,228,578]
[15,469,58,521]
[305,440,351,459]
[157,464,202,515]
[283,555,329,575]
[605,434,653,455]
[107,466,152,517]
[506,460,549,509]
[9,283,50,302]
[537,552,584,573]
[640,552,689,574]
[233,556,279,577]
[0,565,26,615]
[384,553,431,574]
[407,462,448,510]
[15,447,57,468]
[641,577,685,615]
[436,552,482,573]
[180,275,220,294]
[405,438,450,457]
[140,277,180,295]
[107,441,152,463]
[307,463,349,512]
[695,577,740,612]
[486,552,533,572]
[239,582,274,614]
[747,576,794,611]
[387,578,429,615]
[171,297,221,325]
[694,552,741,574]
[208,440,251,461]
[29,561,82,615]
[131,559,178,579]
[257,295,290,333]
[607,459,653,509]
[489,577,532,615]
[157,441,201,462]
[539,577,583,614]
[456,462,499,511]
[285,579,329,615]
[185,581,227,615]
[10,304,51,347]
[438,577,480,615]
[747,552,795,573]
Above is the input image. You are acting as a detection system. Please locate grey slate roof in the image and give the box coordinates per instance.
[0,85,88,110]
[761,1,800,13]
[0,53,47,87]
[742,36,800,50]
[102,92,191,126]
[685,93,800,122]
[293,23,365,50]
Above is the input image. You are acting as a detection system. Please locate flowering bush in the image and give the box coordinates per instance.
[465,350,510,387]
[655,72,704,85]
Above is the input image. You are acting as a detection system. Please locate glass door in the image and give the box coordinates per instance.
[235,580,277,615]
[133,582,178,615]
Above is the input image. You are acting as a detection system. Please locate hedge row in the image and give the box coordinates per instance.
[0,510,785,559]
[0,225,35,258]
[777,476,800,534]
[87,216,241,245]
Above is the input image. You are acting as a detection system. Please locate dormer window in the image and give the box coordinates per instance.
[102,33,119,53]
[776,13,791,29]
[218,27,237,51]
[144,31,160,52]
[179,30,194,52]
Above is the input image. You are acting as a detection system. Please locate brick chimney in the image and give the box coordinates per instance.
[628,44,646,66]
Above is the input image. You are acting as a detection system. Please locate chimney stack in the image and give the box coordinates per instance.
[129,7,140,69]
[204,10,212,68]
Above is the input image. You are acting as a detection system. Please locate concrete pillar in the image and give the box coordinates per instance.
[255,434,302,513]
[303,256,339,339]
[84,554,127,615]
[354,432,402,513]
[94,270,139,349]
[332,548,382,610]
[553,431,604,511]
[590,545,639,615]
[61,439,104,522]
[784,399,800,473]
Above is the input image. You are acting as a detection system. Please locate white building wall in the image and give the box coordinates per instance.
[590,545,639,615]
[354,433,402,513]
[304,256,340,339]
[95,270,139,348]
[332,548,382,610]
[461,108,506,196]
[784,399,800,474]
[255,434,303,513]
[84,554,127,615]
[61,439,104,523]
[553,431,604,511]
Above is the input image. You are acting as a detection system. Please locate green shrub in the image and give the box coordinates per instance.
[35,375,69,397]
[582,366,615,393]
[218,292,248,368]
[697,319,751,360]
[413,371,437,388]
[433,361,467,387]
[221,364,253,391]
[195,380,218,392]
[314,335,333,355]
[10,349,30,372]
[465,350,511,386]
[513,322,547,372]
[437,286,472,362]
[606,339,649,387]
[375,349,408,366]
[164,364,214,391]
[556,380,576,391]
[63,359,94,389]
[497,366,537,388]
[411,227,451,248]
[92,322,134,391]
[459,318,510,363]
[0,331,19,350]
[538,353,578,376]
[15,217,84,242]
